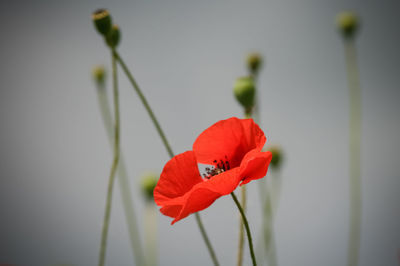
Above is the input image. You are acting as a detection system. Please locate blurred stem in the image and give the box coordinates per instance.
[237,111,252,266]
[344,38,362,266]
[231,192,257,266]
[96,82,144,265]
[114,50,220,266]
[261,172,277,266]
[98,49,120,266]
[236,186,246,266]
[195,213,220,266]
[144,202,157,266]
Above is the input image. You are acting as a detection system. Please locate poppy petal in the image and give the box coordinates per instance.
[172,168,241,224]
[239,149,272,185]
[154,151,203,206]
[193,117,266,169]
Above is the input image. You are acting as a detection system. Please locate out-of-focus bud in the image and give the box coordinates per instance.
[336,11,359,39]
[92,65,106,86]
[233,77,255,114]
[106,24,121,48]
[269,146,283,169]
[92,9,112,35]
[141,172,159,202]
[247,53,263,75]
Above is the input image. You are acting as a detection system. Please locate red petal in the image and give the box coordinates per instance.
[171,168,241,224]
[154,151,203,206]
[193,117,266,168]
[239,149,272,185]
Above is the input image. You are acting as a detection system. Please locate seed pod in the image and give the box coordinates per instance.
[92,9,112,35]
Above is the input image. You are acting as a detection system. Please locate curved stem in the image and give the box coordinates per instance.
[231,192,257,266]
[98,49,120,266]
[113,50,174,158]
[115,50,220,266]
[195,213,220,266]
[344,38,362,266]
[96,83,145,265]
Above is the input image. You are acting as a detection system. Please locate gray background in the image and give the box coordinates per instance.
[0,0,399,265]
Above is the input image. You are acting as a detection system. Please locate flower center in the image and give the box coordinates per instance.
[202,156,231,179]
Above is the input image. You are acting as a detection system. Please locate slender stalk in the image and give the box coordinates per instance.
[261,179,277,266]
[115,50,220,266]
[236,186,246,266]
[236,110,252,266]
[195,213,220,266]
[144,202,158,266]
[231,192,257,266]
[344,38,362,266]
[113,50,174,159]
[96,83,145,265]
[98,50,120,266]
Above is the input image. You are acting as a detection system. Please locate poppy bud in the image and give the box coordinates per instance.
[106,24,121,48]
[336,11,359,39]
[247,53,263,75]
[92,9,112,36]
[92,65,106,86]
[233,77,255,113]
[269,146,283,169]
[141,172,159,202]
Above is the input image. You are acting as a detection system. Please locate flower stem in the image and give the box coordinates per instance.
[195,213,220,266]
[236,186,246,266]
[261,179,277,266]
[144,202,158,266]
[115,50,220,266]
[344,38,362,266]
[96,80,145,265]
[113,50,174,159]
[231,192,257,266]
[98,49,120,266]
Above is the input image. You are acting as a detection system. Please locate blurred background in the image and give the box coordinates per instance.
[0,0,399,265]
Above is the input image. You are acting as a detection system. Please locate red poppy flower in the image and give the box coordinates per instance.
[154,117,272,224]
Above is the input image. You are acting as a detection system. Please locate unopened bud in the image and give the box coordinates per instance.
[141,172,159,202]
[106,24,121,48]
[336,11,359,39]
[233,77,255,113]
[247,53,263,75]
[269,146,283,169]
[92,9,112,35]
[92,65,106,86]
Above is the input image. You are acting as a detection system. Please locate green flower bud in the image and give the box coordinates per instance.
[106,24,121,48]
[269,146,283,169]
[141,172,159,202]
[247,53,263,75]
[336,11,359,39]
[92,65,106,86]
[92,9,112,35]
[233,77,255,113]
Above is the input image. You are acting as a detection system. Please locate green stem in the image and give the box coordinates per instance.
[113,50,174,159]
[236,186,246,266]
[144,202,158,266]
[231,192,257,266]
[98,50,120,266]
[261,180,277,266]
[344,38,362,266]
[195,213,220,266]
[96,82,145,265]
[115,50,220,266]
